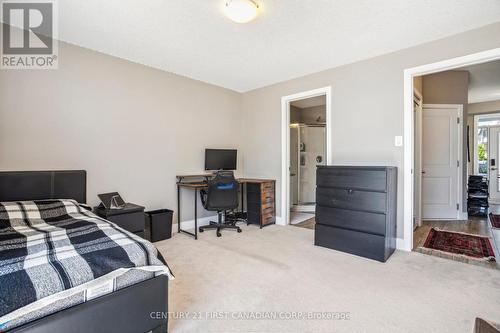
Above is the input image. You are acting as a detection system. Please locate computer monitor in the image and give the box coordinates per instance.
[205,149,237,171]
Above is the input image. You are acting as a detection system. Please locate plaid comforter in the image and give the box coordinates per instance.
[0,199,173,330]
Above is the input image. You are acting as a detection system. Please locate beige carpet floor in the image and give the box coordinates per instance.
[156,224,500,333]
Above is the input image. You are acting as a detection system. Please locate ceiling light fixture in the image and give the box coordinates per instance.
[224,0,259,24]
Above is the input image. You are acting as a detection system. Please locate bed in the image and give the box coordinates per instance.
[0,170,172,333]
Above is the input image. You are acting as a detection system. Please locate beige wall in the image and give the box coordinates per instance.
[413,76,423,96]
[469,100,500,114]
[290,105,326,124]
[290,105,301,123]
[0,41,242,222]
[2,21,500,240]
[240,22,500,240]
[300,105,326,124]
[422,71,469,105]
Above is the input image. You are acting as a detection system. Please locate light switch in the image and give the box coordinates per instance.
[394,136,403,147]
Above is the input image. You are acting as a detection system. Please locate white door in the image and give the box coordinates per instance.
[488,127,500,203]
[422,105,462,219]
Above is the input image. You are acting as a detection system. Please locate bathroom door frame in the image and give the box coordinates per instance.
[280,86,332,225]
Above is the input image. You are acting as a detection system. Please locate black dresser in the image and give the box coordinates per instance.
[314,166,397,262]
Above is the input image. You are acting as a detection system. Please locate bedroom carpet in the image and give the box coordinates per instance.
[156,224,500,333]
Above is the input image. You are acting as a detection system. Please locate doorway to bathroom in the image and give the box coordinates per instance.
[281,86,332,227]
[289,96,327,225]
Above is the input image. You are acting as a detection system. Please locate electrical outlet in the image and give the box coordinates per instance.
[395,136,403,147]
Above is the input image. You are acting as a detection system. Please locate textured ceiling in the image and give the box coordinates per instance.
[461,60,500,104]
[56,0,500,92]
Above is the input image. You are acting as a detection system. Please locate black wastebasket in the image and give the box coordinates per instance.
[145,209,173,242]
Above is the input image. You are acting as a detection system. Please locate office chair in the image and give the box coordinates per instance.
[199,170,242,237]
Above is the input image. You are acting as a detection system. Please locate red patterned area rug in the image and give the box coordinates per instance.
[490,213,500,229]
[423,228,496,261]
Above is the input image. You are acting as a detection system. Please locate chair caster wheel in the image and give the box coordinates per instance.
[199,228,204,233]
[237,228,242,233]
[217,232,222,237]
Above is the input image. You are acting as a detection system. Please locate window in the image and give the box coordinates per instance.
[474,114,500,176]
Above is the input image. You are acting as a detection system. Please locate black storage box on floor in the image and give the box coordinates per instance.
[467,175,489,217]
[145,209,173,242]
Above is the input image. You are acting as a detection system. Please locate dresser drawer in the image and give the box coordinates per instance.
[262,206,274,216]
[314,224,387,262]
[262,182,274,192]
[316,187,386,213]
[261,192,274,203]
[316,205,386,236]
[261,201,274,210]
[262,212,275,225]
[107,211,145,233]
[317,168,387,192]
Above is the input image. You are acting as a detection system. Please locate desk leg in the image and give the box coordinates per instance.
[240,183,244,213]
[194,188,198,240]
[177,185,180,233]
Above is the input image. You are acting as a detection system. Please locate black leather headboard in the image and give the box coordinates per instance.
[0,170,87,203]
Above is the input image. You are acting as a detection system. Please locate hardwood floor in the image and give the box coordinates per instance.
[292,217,315,230]
[413,218,492,248]
[413,208,500,269]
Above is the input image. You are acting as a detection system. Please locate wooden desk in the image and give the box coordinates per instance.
[176,175,276,239]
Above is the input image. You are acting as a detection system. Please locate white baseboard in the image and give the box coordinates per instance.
[178,215,217,230]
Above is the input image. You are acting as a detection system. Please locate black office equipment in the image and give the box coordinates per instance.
[314,166,397,262]
[205,149,237,171]
[98,192,126,209]
[467,175,489,216]
[198,170,242,237]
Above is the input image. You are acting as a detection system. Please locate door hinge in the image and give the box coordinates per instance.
[457,117,460,124]
[457,203,460,210]
[457,160,460,167]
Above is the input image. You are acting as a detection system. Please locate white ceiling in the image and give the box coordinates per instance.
[461,60,500,104]
[56,0,500,92]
